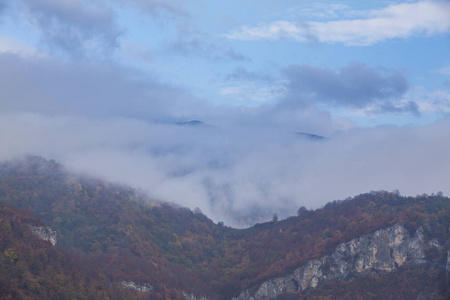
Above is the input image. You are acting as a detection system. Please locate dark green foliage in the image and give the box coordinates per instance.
[0,157,449,299]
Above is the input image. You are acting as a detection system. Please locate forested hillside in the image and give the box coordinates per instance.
[0,157,449,299]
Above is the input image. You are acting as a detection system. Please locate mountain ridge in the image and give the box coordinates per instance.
[0,156,448,299]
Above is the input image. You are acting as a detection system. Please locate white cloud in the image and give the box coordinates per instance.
[225,20,308,41]
[2,112,450,227]
[225,1,450,45]
[0,36,42,57]
[416,90,450,112]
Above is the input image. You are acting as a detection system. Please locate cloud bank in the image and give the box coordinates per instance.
[225,1,450,45]
[2,111,450,227]
[0,52,449,227]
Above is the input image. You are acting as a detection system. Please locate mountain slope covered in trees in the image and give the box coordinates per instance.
[0,157,449,299]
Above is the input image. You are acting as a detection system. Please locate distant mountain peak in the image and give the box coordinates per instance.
[293,132,327,140]
[175,120,213,127]
[175,120,218,130]
[175,120,208,126]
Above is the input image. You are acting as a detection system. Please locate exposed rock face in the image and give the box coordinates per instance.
[447,250,450,275]
[28,225,57,246]
[183,291,209,300]
[233,224,439,300]
[446,250,450,289]
[121,281,152,292]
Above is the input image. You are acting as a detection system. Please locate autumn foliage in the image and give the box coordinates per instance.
[0,157,449,299]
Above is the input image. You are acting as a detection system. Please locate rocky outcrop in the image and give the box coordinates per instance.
[183,291,209,300]
[447,250,450,276]
[446,250,450,290]
[28,225,57,246]
[121,281,152,292]
[233,224,440,300]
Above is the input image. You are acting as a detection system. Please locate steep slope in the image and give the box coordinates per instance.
[233,223,446,299]
[0,156,449,299]
[0,156,220,298]
[0,202,156,299]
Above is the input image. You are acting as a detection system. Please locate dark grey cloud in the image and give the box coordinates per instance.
[283,63,411,113]
[19,0,122,58]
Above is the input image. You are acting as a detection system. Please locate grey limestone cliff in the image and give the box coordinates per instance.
[183,291,209,300]
[121,281,152,292]
[447,250,450,290]
[28,225,57,246]
[233,224,442,300]
[447,250,450,276]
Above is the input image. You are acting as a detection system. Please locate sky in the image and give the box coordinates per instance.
[0,0,450,226]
